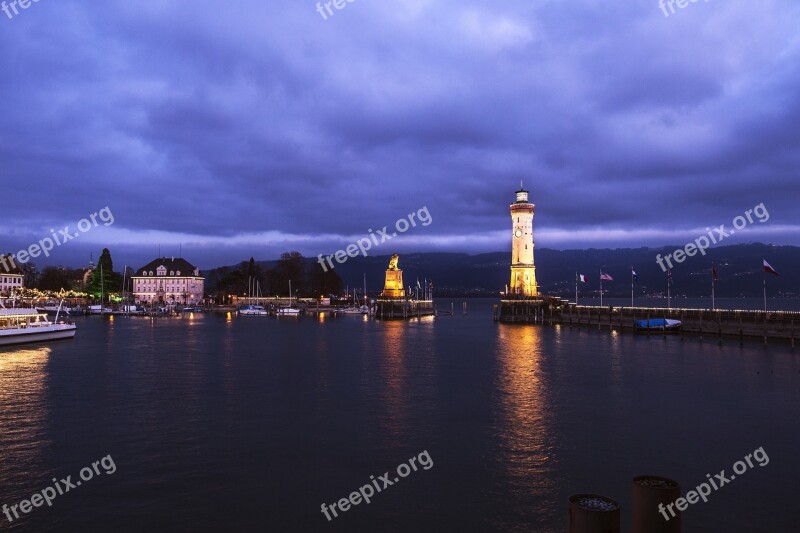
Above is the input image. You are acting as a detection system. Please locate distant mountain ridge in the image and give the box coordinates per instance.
[208,243,798,298]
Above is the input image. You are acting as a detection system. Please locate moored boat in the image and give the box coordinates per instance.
[0,308,77,346]
[36,302,79,316]
[277,280,301,316]
[239,304,269,316]
[635,318,682,332]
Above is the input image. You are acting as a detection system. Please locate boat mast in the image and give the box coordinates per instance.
[122,265,127,314]
[100,263,105,316]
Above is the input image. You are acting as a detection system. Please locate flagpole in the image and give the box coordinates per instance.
[630,268,634,308]
[763,266,767,313]
[711,264,715,311]
[667,271,671,310]
[575,272,578,305]
[600,269,603,307]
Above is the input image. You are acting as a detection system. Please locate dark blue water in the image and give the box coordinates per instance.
[1,300,798,532]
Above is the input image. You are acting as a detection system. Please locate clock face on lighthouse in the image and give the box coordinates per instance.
[514,229,522,238]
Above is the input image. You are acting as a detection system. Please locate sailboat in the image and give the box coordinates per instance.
[239,277,269,316]
[88,263,112,315]
[277,280,300,315]
[337,276,371,315]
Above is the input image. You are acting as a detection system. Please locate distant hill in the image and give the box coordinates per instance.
[313,243,798,298]
[206,243,799,299]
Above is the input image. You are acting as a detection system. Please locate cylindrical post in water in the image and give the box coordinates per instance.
[568,494,620,533]
[631,475,681,532]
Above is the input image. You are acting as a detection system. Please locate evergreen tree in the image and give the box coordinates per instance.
[85,248,122,299]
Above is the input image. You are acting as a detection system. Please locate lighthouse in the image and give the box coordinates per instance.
[509,184,538,297]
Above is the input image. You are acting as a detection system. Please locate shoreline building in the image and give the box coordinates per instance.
[0,254,24,295]
[509,185,538,297]
[132,257,204,304]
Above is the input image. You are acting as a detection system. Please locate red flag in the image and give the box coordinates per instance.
[600,272,613,281]
[712,264,719,282]
[763,259,780,276]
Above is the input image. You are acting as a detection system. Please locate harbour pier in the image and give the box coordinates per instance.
[375,299,435,320]
[495,300,800,345]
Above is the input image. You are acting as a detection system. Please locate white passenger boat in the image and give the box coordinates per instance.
[0,308,77,346]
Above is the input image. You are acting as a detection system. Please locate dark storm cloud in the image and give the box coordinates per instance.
[0,0,798,268]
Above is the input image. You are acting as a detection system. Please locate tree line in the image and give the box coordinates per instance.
[5,248,343,301]
[205,251,342,301]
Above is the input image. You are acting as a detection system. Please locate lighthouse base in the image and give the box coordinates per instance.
[494,295,566,324]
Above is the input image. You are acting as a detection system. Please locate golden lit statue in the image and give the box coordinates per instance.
[381,254,406,298]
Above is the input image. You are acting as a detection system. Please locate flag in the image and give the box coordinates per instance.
[667,269,672,284]
[417,279,421,289]
[763,259,780,276]
[712,264,719,282]
[600,272,613,281]
[578,274,588,283]
[631,269,638,283]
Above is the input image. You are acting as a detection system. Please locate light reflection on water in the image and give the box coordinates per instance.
[378,321,408,441]
[493,325,557,530]
[0,347,51,495]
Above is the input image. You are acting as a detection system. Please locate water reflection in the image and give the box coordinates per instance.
[0,347,51,485]
[378,322,408,440]
[494,325,556,525]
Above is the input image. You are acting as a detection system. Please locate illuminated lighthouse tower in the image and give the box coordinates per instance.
[509,184,538,297]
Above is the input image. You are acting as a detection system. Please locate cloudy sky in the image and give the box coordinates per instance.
[1,0,798,269]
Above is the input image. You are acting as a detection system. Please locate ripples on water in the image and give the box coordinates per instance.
[0,300,798,532]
